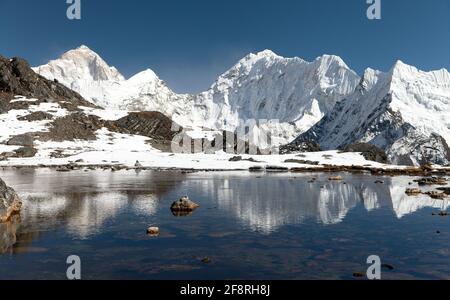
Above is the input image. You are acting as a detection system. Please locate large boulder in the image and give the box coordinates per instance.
[170,196,199,215]
[0,178,22,223]
[14,146,37,158]
[342,143,389,164]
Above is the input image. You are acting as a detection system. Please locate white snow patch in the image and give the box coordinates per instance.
[10,95,38,103]
[0,101,69,143]
[78,106,129,121]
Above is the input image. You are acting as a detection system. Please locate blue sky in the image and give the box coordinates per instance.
[1,0,449,93]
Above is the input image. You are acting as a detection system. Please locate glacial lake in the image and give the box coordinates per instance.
[0,168,449,280]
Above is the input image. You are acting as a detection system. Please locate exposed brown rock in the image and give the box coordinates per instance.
[170,196,199,213]
[111,112,183,152]
[14,147,37,158]
[437,187,450,195]
[284,159,320,165]
[6,134,34,147]
[0,56,96,113]
[18,111,53,121]
[341,143,390,164]
[0,178,22,223]
[405,188,422,195]
[266,166,289,172]
[279,141,322,154]
[415,177,447,186]
[38,112,104,142]
[424,191,447,200]
[329,176,343,181]
[0,152,16,161]
[146,227,160,236]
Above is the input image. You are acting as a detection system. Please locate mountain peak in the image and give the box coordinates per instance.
[63,45,102,60]
[315,54,350,69]
[254,49,280,59]
[387,60,450,91]
[77,44,93,51]
[35,45,125,83]
[359,68,384,91]
[128,68,158,84]
[391,60,416,72]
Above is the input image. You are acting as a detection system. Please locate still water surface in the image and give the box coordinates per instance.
[0,169,449,279]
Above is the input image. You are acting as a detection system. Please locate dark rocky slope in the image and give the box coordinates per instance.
[0,56,95,112]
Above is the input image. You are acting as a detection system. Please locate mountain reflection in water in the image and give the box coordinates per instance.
[0,169,185,253]
[0,169,450,279]
[0,169,448,254]
[195,174,449,233]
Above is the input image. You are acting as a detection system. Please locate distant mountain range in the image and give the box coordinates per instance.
[33,46,360,148]
[1,45,447,166]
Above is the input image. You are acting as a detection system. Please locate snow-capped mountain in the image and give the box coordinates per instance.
[291,61,450,166]
[33,46,360,147]
[33,45,124,87]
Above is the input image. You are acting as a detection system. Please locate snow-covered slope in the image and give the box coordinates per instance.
[292,61,450,166]
[33,46,360,147]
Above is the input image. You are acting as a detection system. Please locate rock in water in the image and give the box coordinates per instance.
[437,187,450,195]
[170,196,200,213]
[146,227,160,236]
[0,178,22,223]
[424,191,447,200]
[405,188,422,195]
[415,177,447,186]
[201,257,212,264]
